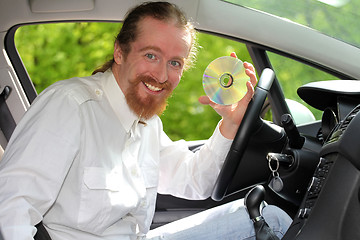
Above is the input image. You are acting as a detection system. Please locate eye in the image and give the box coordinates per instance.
[145,53,156,60]
[169,60,181,68]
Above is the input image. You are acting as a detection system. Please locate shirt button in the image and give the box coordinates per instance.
[140,200,147,208]
[131,168,138,177]
[95,89,102,96]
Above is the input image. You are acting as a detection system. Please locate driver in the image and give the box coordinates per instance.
[0,1,291,239]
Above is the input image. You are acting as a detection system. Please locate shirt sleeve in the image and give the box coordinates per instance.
[157,120,232,200]
[0,87,81,240]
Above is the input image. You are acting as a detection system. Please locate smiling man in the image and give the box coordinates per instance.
[111,16,188,120]
[0,2,291,240]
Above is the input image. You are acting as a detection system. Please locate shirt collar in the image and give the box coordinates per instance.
[101,69,140,134]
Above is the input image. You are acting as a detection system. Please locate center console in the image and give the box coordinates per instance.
[283,105,360,240]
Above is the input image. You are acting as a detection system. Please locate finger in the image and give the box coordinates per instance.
[199,95,225,112]
[198,95,211,105]
[230,52,237,58]
[243,61,255,73]
[244,63,257,87]
[242,80,255,103]
[245,68,257,87]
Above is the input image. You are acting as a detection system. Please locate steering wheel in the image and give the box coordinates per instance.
[211,68,275,201]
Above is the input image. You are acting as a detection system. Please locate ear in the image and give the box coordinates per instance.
[114,41,123,64]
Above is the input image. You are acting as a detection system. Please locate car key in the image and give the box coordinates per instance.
[267,153,284,192]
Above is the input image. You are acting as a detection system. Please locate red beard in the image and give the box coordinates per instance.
[125,74,173,120]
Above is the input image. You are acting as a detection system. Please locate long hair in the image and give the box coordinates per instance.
[92,1,197,75]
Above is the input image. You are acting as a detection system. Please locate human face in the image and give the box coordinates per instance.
[112,17,192,119]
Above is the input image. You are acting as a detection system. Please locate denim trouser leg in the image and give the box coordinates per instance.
[146,199,292,240]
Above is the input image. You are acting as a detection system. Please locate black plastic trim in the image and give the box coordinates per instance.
[4,24,37,103]
[0,86,16,141]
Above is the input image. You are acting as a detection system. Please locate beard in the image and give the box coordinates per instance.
[124,74,173,120]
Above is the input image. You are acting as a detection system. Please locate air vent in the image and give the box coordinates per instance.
[317,128,324,143]
[339,107,360,131]
[326,105,360,144]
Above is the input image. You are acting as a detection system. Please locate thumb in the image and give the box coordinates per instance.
[198,95,211,105]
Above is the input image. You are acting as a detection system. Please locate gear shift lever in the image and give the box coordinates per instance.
[245,185,265,221]
[245,185,280,240]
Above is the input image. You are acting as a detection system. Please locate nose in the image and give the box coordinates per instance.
[152,62,168,83]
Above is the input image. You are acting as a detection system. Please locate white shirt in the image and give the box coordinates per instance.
[0,70,232,240]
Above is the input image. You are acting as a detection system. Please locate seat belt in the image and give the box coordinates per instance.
[0,86,51,239]
[0,86,16,142]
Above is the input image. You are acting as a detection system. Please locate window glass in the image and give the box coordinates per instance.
[14,22,251,141]
[15,22,122,93]
[267,51,339,121]
[224,0,360,50]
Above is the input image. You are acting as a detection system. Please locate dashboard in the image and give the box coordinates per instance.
[283,80,360,239]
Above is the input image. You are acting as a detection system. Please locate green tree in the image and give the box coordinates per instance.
[15,22,121,93]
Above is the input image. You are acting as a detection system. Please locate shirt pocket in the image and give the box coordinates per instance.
[141,166,158,189]
[140,154,159,189]
[78,167,138,235]
[83,167,121,191]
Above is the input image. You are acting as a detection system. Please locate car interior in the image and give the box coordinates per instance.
[1,0,360,239]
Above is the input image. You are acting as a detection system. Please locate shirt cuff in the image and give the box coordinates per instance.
[207,121,233,160]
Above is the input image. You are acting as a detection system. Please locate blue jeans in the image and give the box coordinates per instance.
[146,199,292,240]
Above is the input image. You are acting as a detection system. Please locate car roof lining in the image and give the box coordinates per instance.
[29,0,95,13]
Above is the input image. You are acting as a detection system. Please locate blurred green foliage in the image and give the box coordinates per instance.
[227,0,360,50]
[15,22,122,92]
[15,21,335,141]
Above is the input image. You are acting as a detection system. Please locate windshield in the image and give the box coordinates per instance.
[224,0,360,49]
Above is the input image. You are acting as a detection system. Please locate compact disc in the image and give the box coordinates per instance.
[202,56,248,105]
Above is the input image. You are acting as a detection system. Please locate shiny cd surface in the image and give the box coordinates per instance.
[202,56,248,105]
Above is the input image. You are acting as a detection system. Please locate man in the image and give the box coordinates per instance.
[0,2,291,240]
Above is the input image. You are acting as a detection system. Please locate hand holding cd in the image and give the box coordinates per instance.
[202,55,249,105]
[199,53,257,139]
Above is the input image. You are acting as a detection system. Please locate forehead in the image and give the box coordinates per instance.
[133,17,192,58]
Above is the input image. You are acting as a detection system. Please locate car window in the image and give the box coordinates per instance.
[14,22,251,141]
[15,22,122,93]
[15,22,336,140]
[225,0,360,50]
[267,51,339,122]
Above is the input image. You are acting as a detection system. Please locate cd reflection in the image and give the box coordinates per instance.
[202,56,248,105]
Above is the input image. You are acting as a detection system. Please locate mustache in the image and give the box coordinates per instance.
[136,75,172,91]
